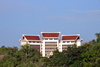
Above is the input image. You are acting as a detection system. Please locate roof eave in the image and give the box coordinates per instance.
[28,40,42,41]
[62,40,75,41]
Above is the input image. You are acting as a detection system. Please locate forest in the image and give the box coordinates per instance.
[0,33,100,67]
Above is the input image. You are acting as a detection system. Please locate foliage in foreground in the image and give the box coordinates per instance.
[0,33,100,67]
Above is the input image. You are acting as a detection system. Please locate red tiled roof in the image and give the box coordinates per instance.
[24,35,40,40]
[62,35,79,40]
[42,33,60,37]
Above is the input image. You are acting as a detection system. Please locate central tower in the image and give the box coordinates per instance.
[41,32,60,57]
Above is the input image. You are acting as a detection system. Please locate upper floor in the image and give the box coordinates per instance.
[20,32,82,46]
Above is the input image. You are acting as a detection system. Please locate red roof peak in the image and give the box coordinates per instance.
[41,32,60,38]
[23,35,40,40]
[62,35,79,40]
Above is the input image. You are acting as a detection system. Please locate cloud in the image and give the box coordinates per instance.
[72,10,100,13]
[45,16,90,22]
[71,10,100,15]
[44,10,100,22]
[46,16,100,22]
[0,0,47,13]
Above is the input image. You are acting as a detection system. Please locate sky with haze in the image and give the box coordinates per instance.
[0,0,100,48]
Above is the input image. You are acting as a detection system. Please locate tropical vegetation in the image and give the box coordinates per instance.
[0,33,100,67]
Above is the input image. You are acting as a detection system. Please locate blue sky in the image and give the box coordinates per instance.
[0,0,100,48]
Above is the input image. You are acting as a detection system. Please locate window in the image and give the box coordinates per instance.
[33,41,35,43]
[29,41,32,43]
[45,38,48,40]
[54,38,58,40]
[37,41,40,43]
[63,41,66,43]
[45,51,51,52]
[71,41,75,43]
[67,41,70,43]
[49,38,52,40]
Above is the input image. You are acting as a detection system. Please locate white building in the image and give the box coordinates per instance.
[20,32,82,57]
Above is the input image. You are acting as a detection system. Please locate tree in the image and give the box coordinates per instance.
[95,33,100,43]
[0,44,42,67]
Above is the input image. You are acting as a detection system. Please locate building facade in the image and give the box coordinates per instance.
[20,32,82,57]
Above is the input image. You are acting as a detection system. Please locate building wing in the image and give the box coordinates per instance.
[24,35,40,40]
[62,35,79,40]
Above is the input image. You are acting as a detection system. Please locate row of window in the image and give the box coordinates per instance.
[45,48,56,49]
[45,51,52,52]
[63,41,75,43]
[29,41,75,43]
[29,41,41,43]
[45,42,57,43]
[45,45,57,46]
[62,48,67,49]
[29,41,57,43]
